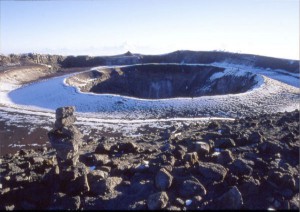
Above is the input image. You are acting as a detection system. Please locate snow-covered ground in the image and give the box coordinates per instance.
[0,63,299,122]
[211,61,299,88]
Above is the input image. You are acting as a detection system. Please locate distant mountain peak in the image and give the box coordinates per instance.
[124,51,133,56]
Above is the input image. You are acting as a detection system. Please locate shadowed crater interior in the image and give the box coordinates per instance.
[68,64,258,99]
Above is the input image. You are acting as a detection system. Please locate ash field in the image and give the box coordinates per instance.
[0,51,299,210]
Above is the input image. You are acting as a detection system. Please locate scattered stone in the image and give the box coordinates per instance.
[147,192,169,210]
[184,152,198,165]
[207,121,220,129]
[104,177,123,192]
[216,150,234,165]
[50,193,81,210]
[194,141,210,155]
[90,176,124,196]
[267,170,296,191]
[173,145,187,160]
[155,168,173,191]
[203,132,222,141]
[175,198,185,206]
[258,141,283,154]
[6,163,23,174]
[229,158,253,176]
[197,162,227,182]
[248,131,264,143]
[214,186,243,209]
[111,141,139,153]
[220,124,232,135]
[29,156,44,165]
[95,143,112,154]
[178,176,206,198]
[63,167,90,195]
[88,169,108,182]
[214,138,236,148]
[238,176,260,197]
[91,154,110,166]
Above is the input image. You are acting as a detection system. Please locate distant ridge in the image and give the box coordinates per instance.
[0,50,298,73]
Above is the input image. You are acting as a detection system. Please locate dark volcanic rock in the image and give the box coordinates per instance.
[111,141,138,154]
[91,154,110,166]
[197,162,227,182]
[173,145,187,160]
[184,152,198,165]
[89,176,122,196]
[267,170,296,191]
[207,121,220,130]
[216,150,234,165]
[147,192,169,210]
[60,164,90,195]
[155,168,173,191]
[214,138,236,148]
[238,176,260,198]
[248,131,264,144]
[214,186,243,209]
[0,109,299,210]
[258,141,283,154]
[229,158,253,176]
[178,176,206,198]
[194,141,210,156]
[95,143,112,154]
[203,132,222,141]
[49,193,81,210]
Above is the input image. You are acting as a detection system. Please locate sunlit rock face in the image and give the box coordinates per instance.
[68,64,258,99]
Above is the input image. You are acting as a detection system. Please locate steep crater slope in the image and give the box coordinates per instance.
[68,64,258,99]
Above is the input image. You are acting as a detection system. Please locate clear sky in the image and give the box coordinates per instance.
[0,0,299,59]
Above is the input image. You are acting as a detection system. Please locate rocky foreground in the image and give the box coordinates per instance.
[0,109,299,210]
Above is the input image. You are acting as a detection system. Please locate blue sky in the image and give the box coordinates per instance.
[0,0,299,59]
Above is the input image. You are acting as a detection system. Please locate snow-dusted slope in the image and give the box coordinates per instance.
[0,64,298,120]
[211,61,299,88]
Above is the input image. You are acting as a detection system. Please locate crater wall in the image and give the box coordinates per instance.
[67,64,258,99]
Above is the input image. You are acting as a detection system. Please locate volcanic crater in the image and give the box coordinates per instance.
[67,64,258,99]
